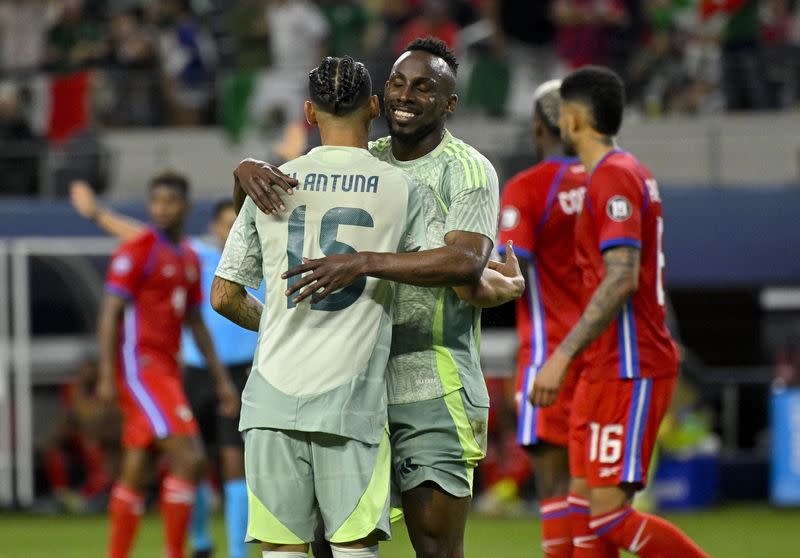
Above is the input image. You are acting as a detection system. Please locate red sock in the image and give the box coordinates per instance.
[161,475,196,558]
[590,507,710,558]
[540,497,572,557]
[108,484,144,558]
[568,494,619,558]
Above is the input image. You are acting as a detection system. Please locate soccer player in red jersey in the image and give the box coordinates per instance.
[498,79,587,558]
[530,66,709,558]
[98,171,239,558]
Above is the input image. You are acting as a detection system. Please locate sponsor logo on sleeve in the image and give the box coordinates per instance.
[500,206,520,230]
[606,196,632,222]
[111,254,132,275]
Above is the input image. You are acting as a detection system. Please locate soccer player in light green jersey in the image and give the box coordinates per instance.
[210,56,438,558]
[233,39,525,558]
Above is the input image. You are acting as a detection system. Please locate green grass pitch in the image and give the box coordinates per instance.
[1,506,798,557]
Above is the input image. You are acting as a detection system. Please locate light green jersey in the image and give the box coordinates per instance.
[369,131,500,407]
[216,146,432,444]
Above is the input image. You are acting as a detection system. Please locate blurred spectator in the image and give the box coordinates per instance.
[712,0,770,110]
[761,0,800,108]
[394,0,460,56]
[627,0,684,115]
[158,0,218,126]
[669,0,726,113]
[106,8,159,126]
[45,0,107,73]
[485,0,560,118]
[227,0,270,70]
[42,358,119,513]
[249,0,328,130]
[0,0,52,75]
[319,0,371,59]
[552,0,630,69]
[0,81,44,196]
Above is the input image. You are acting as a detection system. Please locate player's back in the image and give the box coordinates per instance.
[500,157,586,360]
[105,227,201,371]
[575,150,678,380]
[235,145,429,444]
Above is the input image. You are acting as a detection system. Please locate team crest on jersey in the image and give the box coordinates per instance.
[176,405,193,423]
[186,265,197,282]
[500,206,520,230]
[111,254,132,275]
[606,196,632,222]
[162,264,176,278]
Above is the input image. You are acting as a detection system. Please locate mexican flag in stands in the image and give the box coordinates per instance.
[30,70,91,144]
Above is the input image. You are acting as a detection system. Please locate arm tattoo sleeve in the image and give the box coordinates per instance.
[213,276,263,332]
[558,246,640,359]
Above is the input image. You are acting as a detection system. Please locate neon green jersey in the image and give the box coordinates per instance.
[369,131,500,406]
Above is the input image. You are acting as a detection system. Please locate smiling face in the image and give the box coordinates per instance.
[383,50,456,145]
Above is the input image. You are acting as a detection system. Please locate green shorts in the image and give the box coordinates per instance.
[388,388,488,498]
[244,428,392,545]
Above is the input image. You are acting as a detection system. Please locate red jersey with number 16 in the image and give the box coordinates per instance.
[575,150,678,381]
[105,227,202,373]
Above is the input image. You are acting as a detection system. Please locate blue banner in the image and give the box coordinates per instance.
[771,387,800,505]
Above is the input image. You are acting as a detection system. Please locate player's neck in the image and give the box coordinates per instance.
[318,125,369,150]
[541,142,566,160]
[159,225,183,245]
[390,126,445,161]
[578,135,617,173]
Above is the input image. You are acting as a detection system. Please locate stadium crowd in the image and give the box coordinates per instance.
[1,0,799,197]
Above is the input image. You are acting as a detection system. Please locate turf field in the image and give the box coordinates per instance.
[1,506,799,557]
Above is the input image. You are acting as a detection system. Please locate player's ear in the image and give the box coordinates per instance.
[304,100,318,127]
[446,94,458,115]
[368,95,380,119]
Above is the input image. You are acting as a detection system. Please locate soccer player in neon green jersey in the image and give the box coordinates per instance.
[211,56,441,558]
[233,39,524,558]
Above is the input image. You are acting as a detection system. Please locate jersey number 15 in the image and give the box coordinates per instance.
[286,205,374,312]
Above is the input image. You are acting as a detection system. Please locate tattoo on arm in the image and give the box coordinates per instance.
[558,246,640,358]
[212,276,263,332]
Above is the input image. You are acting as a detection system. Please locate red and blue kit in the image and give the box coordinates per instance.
[105,228,202,448]
[499,157,587,447]
[570,150,679,486]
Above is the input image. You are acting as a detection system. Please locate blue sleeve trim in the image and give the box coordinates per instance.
[600,238,641,251]
[105,284,133,300]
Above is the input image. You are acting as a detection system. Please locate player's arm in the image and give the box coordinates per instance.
[212,197,265,326]
[70,180,145,241]
[282,229,492,304]
[184,307,240,416]
[530,246,639,408]
[233,158,299,215]
[210,276,263,332]
[450,240,526,308]
[96,293,126,405]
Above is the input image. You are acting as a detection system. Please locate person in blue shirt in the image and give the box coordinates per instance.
[71,181,258,558]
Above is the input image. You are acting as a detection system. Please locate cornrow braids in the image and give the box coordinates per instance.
[405,37,458,75]
[308,56,372,116]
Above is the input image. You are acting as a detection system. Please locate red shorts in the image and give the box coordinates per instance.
[118,364,198,449]
[569,374,675,487]
[515,349,580,447]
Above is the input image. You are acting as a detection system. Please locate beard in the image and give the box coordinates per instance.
[385,112,441,145]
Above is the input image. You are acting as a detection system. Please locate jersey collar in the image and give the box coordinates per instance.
[387,130,453,167]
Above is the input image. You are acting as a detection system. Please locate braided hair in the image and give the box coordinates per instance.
[308,56,372,117]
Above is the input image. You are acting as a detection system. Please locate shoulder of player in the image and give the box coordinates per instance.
[590,155,643,188]
[442,136,497,186]
[116,227,157,255]
[505,161,564,190]
[368,135,392,157]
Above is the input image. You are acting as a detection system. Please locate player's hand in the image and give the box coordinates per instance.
[529,348,571,408]
[96,373,117,407]
[234,158,299,216]
[216,376,240,418]
[282,253,366,304]
[70,180,99,219]
[487,240,525,299]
